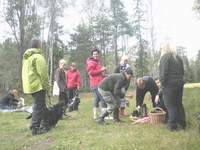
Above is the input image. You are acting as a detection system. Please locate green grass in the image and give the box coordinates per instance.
[0,88,200,150]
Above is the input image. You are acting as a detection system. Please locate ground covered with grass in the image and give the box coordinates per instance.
[0,88,200,150]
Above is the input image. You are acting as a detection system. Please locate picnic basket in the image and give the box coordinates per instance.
[149,107,166,124]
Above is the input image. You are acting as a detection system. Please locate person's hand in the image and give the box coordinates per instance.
[126,94,133,99]
[101,66,106,71]
[155,95,160,104]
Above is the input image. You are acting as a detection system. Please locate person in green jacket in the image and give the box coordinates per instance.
[97,68,133,124]
[22,39,50,135]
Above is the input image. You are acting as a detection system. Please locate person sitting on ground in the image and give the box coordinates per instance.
[114,55,131,117]
[0,89,24,109]
[97,68,133,124]
[132,76,158,117]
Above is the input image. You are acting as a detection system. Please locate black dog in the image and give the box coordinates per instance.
[68,93,80,112]
[46,102,64,127]
[26,102,65,128]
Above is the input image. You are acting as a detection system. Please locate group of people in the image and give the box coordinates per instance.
[16,38,186,135]
[54,59,81,111]
[21,39,81,135]
[86,43,186,131]
[131,42,186,131]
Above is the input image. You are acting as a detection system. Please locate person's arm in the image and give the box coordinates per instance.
[87,63,104,76]
[159,54,169,87]
[136,87,145,107]
[76,70,81,89]
[114,80,127,98]
[34,55,50,92]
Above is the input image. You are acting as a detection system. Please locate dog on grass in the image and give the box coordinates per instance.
[26,102,65,128]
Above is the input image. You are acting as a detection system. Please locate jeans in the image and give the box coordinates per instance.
[68,88,77,102]
[98,88,120,114]
[91,87,107,108]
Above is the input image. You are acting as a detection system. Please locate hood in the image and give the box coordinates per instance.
[23,48,42,59]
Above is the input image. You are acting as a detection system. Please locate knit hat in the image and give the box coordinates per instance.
[126,68,133,76]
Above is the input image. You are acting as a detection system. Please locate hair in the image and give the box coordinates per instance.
[31,39,41,49]
[120,55,128,65]
[160,40,177,57]
[59,59,66,65]
[91,48,100,54]
[125,67,133,76]
[71,62,76,66]
[136,78,145,89]
[11,89,18,96]
[154,77,160,81]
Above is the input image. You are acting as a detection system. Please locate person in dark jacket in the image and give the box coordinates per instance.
[97,68,133,124]
[54,59,68,107]
[114,55,131,116]
[0,89,19,109]
[159,41,186,131]
[132,76,158,117]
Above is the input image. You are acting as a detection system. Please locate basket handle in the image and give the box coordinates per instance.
[150,107,165,113]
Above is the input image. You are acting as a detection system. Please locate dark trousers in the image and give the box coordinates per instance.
[91,87,107,108]
[31,90,48,129]
[68,88,77,102]
[136,89,157,107]
[59,89,68,106]
[163,84,186,129]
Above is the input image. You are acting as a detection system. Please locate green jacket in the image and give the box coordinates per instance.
[22,48,50,94]
[99,73,130,98]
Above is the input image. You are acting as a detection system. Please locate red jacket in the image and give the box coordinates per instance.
[86,57,104,88]
[65,69,81,89]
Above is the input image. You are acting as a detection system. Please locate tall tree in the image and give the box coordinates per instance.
[4,0,41,89]
[39,0,67,84]
[67,24,93,89]
[110,0,133,65]
[147,0,157,77]
[132,0,149,77]
[92,0,112,65]
[194,50,200,82]
[0,39,19,90]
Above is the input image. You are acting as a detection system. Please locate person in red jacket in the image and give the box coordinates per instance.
[86,48,107,119]
[66,62,81,104]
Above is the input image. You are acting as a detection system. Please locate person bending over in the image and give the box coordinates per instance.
[97,69,133,124]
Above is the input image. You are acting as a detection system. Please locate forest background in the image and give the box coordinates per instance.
[0,0,200,91]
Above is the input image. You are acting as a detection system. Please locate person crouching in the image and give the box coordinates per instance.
[97,68,133,124]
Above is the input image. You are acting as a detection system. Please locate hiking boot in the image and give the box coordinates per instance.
[113,108,121,122]
[96,111,109,124]
[31,127,39,136]
[37,127,51,135]
[177,120,186,130]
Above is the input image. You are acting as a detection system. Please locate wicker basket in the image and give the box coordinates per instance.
[149,107,166,124]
